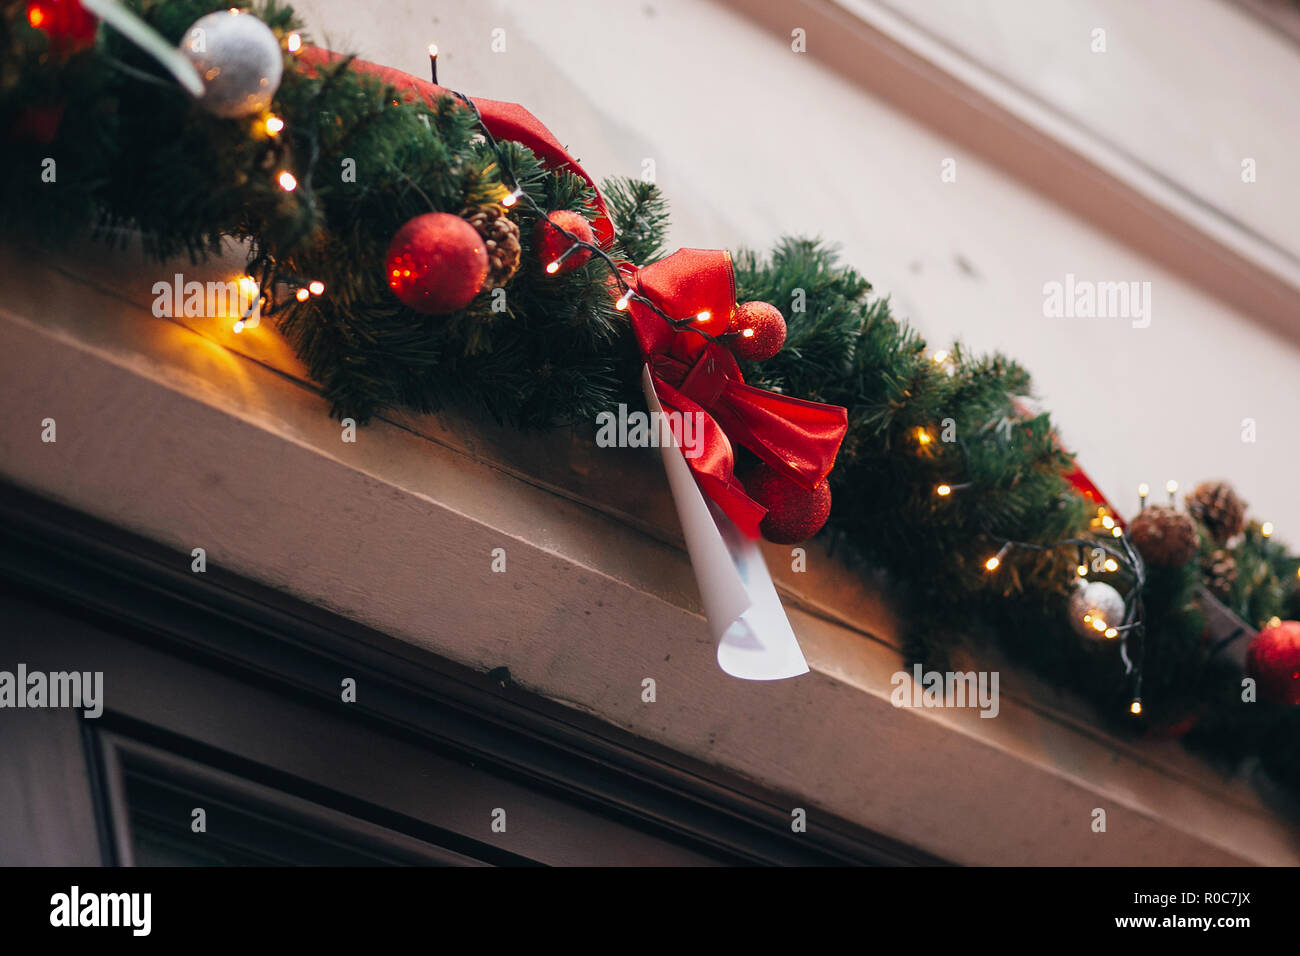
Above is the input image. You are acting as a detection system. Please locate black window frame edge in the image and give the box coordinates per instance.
[0,479,945,866]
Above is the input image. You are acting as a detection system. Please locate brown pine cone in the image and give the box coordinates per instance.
[1201,548,1238,601]
[1129,505,1200,568]
[462,205,521,290]
[1185,480,1246,544]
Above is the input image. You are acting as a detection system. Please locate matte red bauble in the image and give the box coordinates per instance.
[26,0,98,56]
[742,461,832,544]
[385,213,488,315]
[728,301,786,362]
[534,210,594,274]
[1247,620,1300,706]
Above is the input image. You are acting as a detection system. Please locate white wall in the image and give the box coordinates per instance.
[294,0,1300,531]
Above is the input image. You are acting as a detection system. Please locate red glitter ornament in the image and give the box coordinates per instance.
[25,0,98,56]
[385,213,488,315]
[728,301,786,362]
[1247,620,1300,706]
[534,210,594,275]
[742,461,832,544]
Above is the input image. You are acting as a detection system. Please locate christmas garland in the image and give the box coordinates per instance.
[5,0,1300,797]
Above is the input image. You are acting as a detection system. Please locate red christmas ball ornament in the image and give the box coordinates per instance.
[534,210,594,275]
[385,212,488,315]
[25,0,98,56]
[742,461,832,544]
[1247,620,1300,706]
[728,301,786,362]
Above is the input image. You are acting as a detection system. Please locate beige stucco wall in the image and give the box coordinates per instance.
[294,0,1300,532]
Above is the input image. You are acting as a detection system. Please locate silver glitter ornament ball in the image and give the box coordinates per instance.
[1068,580,1126,639]
[181,11,284,118]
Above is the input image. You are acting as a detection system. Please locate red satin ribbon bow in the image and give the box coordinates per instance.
[622,250,848,537]
[304,49,849,536]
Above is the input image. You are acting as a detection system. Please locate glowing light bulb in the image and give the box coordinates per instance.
[1077,565,1088,576]
[1104,558,1118,572]
[696,311,711,323]
[546,261,560,274]
[1101,515,1115,530]
[1262,522,1274,537]
[27,6,45,27]
[933,350,950,364]
[1112,527,1123,538]
[287,33,302,53]
[295,288,310,302]
[615,291,632,310]
[741,328,755,338]
[265,115,284,136]
[936,484,952,497]
[1166,479,1178,495]
[232,319,246,333]
[278,171,298,192]
[1130,699,1143,716]
[984,556,1000,572]
[1138,483,1149,497]
[1092,617,1107,632]
[916,429,932,446]
[308,280,325,296]
[502,188,523,208]
[1105,627,1118,639]
[428,43,438,57]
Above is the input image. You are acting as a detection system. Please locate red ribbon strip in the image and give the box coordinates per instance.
[298,47,613,246]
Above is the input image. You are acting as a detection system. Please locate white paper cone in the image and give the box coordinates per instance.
[641,366,808,681]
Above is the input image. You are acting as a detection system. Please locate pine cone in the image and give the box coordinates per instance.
[462,205,521,290]
[1129,505,1200,567]
[1202,548,1238,601]
[1185,480,1246,544]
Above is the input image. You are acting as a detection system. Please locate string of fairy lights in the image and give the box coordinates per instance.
[222,29,329,334]
[917,408,1155,716]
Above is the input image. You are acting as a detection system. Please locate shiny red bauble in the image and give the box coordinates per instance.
[1247,620,1300,706]
[727,301,787,362]
[742,461,832,544]
[385,212,488,315]
[534,210,594,275]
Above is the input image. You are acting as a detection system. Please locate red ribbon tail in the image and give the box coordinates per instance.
[653,379,767,538]
[713,381,848,489]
